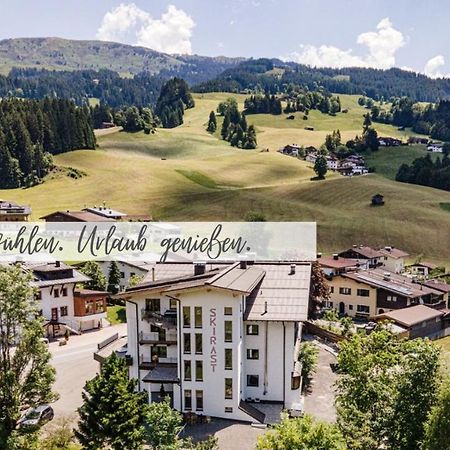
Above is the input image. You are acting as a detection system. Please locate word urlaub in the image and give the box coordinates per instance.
[77,225,148,256]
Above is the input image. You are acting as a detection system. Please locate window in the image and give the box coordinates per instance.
[61,287,68,297]
[54,289,60,298]
[96,300,104,312]
[357,305,370,314]
[246,324,259,335]
[51,308,58,321]
[247,375,259,387]
[151,325,159,332]
[183,306,191,328]
[224,407,233,413]
[152,346,167,359]
[225,378,233,399]
[145,298,160,313]
[330,286,334,294]
[387,295,398,302]
[349,305,353,310]
[130,272,135,278]
[196,390,203,411]
[224,321,232,342]
[225,348,233,370]
[184,361,191,381]
[120,271,125,279]
[194,307,202,328]
[339,287,352,295]
[183,333,191,354]
[247,349,259,360]
[357,289,370,297]
[60,306,68,317]
[224,307,233,316]
[169,299,177,310]
[195,360,203,381]
[184,390,192,410]
[195,334,203,355]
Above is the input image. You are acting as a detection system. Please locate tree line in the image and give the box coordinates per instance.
[396,152,450,191]
[0,97,95,188]
[193,58,450,102]
[367,96,450,142]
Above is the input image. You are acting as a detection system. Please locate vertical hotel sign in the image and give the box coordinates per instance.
[209,308,217,372]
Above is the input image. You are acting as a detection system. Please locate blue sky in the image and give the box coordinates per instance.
[0,0,449,76]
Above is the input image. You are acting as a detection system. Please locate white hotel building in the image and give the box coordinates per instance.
[119,260,312,423]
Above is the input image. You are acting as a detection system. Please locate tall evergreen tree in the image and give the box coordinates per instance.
[76,353,147,450]
[206,111,217,132]
[108,261,122,294]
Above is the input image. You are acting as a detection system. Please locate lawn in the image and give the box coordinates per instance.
[107,305,126,325]
[437,335,450,373]
[1,92,449,262]
[364,145,439,180]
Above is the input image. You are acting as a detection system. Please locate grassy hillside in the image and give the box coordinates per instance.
[1,93,449,262]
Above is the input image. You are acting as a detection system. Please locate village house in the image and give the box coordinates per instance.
[326,269,446,318]
[378,137,403,147]
[407,262,438,278]
[375,305,450,340]
[278,144,302,157]
[338,245,384,268]
[420,279,450,307]
[0,200,31,221]
[41,204,152,222]
[427,143,444,153]
[116,260,312,424]
[26,262,108,337]
[377,246,409,274]
[408,136,429,145]
[318,254,369,277]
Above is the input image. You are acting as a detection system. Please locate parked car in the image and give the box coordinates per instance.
[17,405,54,428]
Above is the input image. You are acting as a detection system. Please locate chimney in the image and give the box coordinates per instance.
[385,246,392,252]
[290,264,296,275]
[333,254,339,260]
[151,267,155,282]
[240,260,247,270]
[194,262,206,276]
[316,252,322,259]
[383,272,391,281]
[55,261,61,268]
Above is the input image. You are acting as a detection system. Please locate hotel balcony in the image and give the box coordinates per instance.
[141,308,177,329]
[139,331,177,345]
[139,354,178,370]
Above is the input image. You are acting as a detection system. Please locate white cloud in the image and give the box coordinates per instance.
[424,55,449,78]
[96,3,195,54]
[283,17,406,69]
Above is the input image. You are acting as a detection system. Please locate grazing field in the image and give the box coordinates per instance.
[0,92,449,261]
[364,145,439,180]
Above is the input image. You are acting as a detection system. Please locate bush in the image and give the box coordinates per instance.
[298,342,319,386]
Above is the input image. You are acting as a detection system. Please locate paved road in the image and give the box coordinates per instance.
[303,342,338,422]
[49,324,127,423]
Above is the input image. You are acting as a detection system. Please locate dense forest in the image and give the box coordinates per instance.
[155,78,195,128]
[194,58,450,102]
[0,98,95,188]
[366,97,450,142]
[396,152,450,191]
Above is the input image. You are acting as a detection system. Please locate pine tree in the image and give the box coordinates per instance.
[76,353,147,450]
[221,112,231,140]
[243,125,257,149]
[206,111,217,132]
[108,261,122,294]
